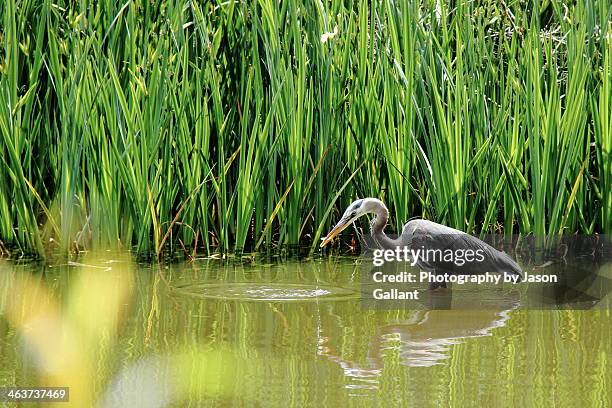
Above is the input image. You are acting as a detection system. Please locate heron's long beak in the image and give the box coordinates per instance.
[320,217,355,247]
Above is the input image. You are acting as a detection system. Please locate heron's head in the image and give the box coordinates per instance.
[320,198,386,247]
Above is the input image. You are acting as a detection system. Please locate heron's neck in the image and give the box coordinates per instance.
[370,204,400,250]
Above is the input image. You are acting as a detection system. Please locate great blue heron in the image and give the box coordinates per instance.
[320,198,522,289]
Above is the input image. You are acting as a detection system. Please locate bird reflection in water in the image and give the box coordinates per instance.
[317,291,520,395]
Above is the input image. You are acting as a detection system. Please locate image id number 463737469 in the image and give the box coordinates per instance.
[0,387,69,402]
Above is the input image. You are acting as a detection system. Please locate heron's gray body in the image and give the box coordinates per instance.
[323,198,523,287]
[397,219,523,277]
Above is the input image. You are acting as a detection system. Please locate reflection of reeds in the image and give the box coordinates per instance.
[1,257,609,406]
[0,1,609,258]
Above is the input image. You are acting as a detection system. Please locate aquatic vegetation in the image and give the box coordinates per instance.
[0,254,249,406]
[0,0,610,258]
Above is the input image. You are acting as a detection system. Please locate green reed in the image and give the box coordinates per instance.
[0,0,610,258]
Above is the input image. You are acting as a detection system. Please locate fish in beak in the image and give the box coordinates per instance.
[320,216,357,247]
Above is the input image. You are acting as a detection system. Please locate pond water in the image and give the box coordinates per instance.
[0,254,610,407]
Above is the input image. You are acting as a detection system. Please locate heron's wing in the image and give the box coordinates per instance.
[404,220,522,276]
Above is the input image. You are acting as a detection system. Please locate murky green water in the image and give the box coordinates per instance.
[0,255,610,407]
